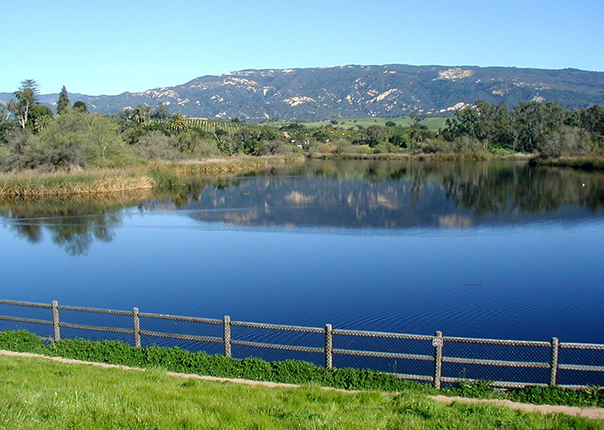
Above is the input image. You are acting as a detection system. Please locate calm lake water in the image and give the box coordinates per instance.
[1,160,604,349]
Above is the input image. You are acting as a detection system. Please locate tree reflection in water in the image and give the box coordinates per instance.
[1,193,149,256]
[2,161,604,255]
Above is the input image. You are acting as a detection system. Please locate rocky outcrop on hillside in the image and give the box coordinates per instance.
[2,65,603,121]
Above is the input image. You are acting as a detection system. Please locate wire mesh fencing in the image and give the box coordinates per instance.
[1,299,603,389]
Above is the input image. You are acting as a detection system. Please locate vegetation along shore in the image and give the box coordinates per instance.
[1,330,603,415]
[1,79,604,190]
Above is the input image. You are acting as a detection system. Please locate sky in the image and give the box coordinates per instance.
[1,0,603,96]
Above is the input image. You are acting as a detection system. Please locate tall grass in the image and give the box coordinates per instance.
[1,354,600,430]
[0,169,156,198]
[0,158,286,199]
[529,156,604,170]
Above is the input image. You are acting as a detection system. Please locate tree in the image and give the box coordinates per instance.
[150,102,170,119]
[513,101,566,152]
[27,105,54,130]
[34,115,53,133]
[73,101,88,113]
[0,103,16,143]
[578,104,604,136]
[364,125,385,147]
[0,103,9,121]
[170,114,187,133]
[56,86,70,115]
[389,133,408,148]
[133,105,151,124]
[443,101,514,149]
[7,79,39,128]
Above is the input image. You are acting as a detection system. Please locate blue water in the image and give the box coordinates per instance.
[1,160,604,345]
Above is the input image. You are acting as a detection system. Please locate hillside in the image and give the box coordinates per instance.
[2,64,604,121]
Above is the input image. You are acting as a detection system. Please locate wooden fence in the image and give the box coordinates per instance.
[1,299,603,390]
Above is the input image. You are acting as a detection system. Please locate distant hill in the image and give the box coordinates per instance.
[2,64,603,121]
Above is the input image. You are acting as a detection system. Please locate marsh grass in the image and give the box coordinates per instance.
[171,158,270,175]
[529,156,604,170]
[0,355,600,430]
[0,158,286,199]
[307,152,525,161]
[0,169,156,198]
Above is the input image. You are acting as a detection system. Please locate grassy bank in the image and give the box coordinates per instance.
[529,156,604,170]
[1,153,599,199]
[1,330,603,410]
[0,157,300,199]
[1,354,601,430]
[308,151,537,162]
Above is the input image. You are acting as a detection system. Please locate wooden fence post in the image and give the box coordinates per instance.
[52,300,60,342]
[550,337,559,386]
[223,316,232,358]
[433,331,443,390]
[133,307,141,348]
[325,324,333,369]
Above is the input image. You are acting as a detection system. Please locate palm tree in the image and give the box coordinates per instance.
[170,114,187,133]
[34,115,53,133]
[133,105,151,124]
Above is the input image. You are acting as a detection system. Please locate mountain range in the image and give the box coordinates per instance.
[2,64,604,122]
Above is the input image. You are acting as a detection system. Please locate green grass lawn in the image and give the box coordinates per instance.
[1,355,601,430]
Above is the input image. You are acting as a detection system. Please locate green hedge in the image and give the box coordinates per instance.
[0,330,429,393]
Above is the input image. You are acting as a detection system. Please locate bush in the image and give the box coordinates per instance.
[0,329,46,353]
[508,385,604,408]
[136,132,176,160]
[333,139,353,154]
[9,113,139,170]
[135,131,220,160]
[373,142,400,154]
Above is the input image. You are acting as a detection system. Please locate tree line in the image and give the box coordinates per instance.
[1,79,604,172]
[440,100,604,157]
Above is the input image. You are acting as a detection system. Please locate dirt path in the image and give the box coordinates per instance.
[2,349,603,420]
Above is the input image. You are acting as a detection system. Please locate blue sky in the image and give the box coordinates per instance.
[1,0,603,95]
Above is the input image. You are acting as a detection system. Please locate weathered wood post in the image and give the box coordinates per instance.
[223,315,232,358]
[52,300,60,342]
[549,337,559,386]
[325,324,333,369]
[133,307,141,348]
[433,331,444,390]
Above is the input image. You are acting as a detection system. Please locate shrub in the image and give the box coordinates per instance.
[136,132,176,160]
[0,329,46,353]
[16,113,138,170]
[149,166,184,189]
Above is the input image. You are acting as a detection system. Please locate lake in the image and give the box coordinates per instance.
[1,160,604,357]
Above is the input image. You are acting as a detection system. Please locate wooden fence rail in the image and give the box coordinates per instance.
[0,299,602,390]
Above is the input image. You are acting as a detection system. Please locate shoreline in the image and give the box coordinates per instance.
[0,156,300,199]
[2,153,600,200]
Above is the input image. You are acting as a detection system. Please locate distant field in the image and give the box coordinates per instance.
[152,116,448,132]
[262,116,448,131]
[151,118,263,132]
